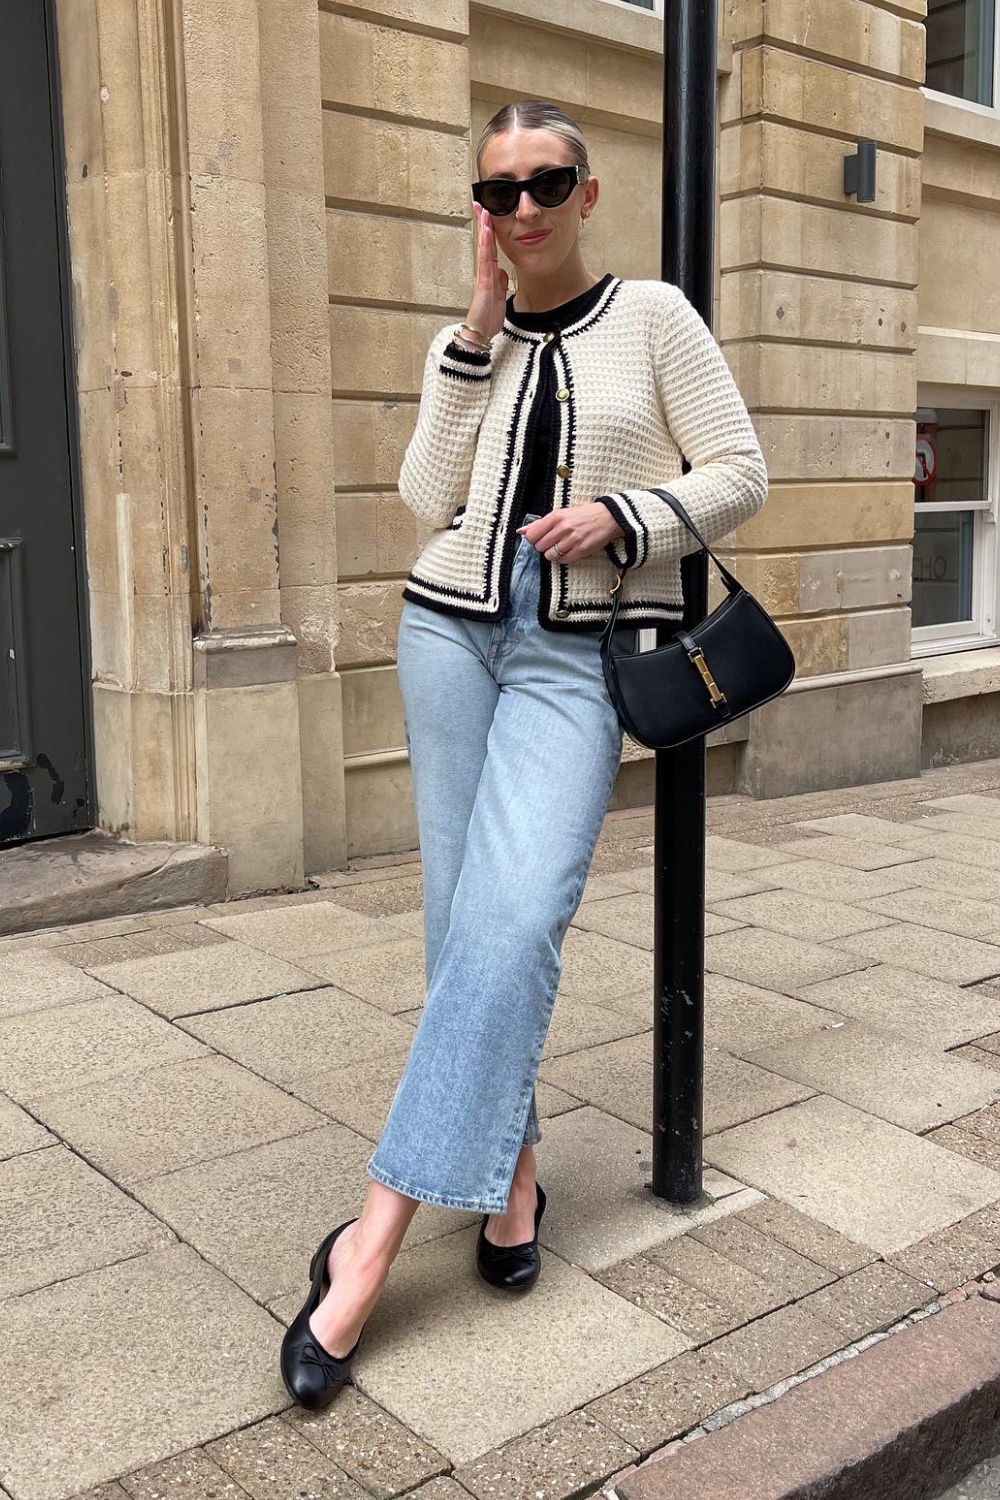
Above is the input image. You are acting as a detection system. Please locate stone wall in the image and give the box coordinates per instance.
[718,0,927,794]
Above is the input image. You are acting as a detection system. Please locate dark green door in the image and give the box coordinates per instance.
[0,0,92,843]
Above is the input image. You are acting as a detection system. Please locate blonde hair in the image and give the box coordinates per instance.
[476,100,590,177]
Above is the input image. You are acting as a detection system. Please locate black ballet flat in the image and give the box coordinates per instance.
[476,1183,547,1291]
[280,1218,364,1409]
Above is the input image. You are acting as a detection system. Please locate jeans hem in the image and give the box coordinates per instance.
[366,1157,508,1214]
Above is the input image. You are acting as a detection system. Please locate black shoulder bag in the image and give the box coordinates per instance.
[599,488,796,751]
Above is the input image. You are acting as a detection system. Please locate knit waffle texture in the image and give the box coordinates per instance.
[399,277,767,631]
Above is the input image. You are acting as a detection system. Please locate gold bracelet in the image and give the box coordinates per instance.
[461,321,490,344]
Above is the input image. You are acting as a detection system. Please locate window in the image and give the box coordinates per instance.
[912,398,1000,653]
[601,0,660,13]
[925,0,998,107]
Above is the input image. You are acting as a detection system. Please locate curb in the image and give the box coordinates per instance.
[615,1294,1000,1500]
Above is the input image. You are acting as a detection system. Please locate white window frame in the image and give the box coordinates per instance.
[922,0,1000,113]
[911,386,1000,659]
[598,0,663,16]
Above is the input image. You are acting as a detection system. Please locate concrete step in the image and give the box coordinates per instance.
[617,1295,1000,1500]
[0,831,228,936]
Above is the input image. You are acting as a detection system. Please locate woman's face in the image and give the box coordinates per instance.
[476,126,599,276]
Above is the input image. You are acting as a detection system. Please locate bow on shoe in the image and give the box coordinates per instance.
[300,1340,351,1386]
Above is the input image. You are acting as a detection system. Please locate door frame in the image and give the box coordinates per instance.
[28,0,96,832]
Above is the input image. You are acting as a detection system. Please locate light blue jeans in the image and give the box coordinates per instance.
[366,524,624,1212]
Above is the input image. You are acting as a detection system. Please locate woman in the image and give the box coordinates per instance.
[281,99,767,1408]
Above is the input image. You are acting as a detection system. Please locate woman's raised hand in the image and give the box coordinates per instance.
[466,203,509,342]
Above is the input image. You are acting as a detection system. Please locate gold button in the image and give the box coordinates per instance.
[555,607,570,618]
[556,464,572,479]
[544,331,556,343]
[555,388,570,401]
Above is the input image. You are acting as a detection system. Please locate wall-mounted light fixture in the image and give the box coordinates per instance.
[844,139,877,203]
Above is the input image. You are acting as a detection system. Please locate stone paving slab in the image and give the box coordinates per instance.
[117,1448,254,1499]
[555,927,653,1003]
[746,1020,1000,1132]
[644,1234,818,1328]
[687,1215,836,1301]
[926,793,1000,818]
[0,949,115,1018]
[571,895,741,950]
[539,1031,813,1137]
[179,987,415,1086]
[769,834,926,869]
[88,941,325,1020]
[597,1252,753,1342]
[33,1055,325,1186]
[351,1225,688,1465]
[792,813,928,844]
[919,812,1000,845]
[888,1202,1000,1290]
[319,873,425,917]
[706,1095,1000,1256]
[0,995,207,1103]
[0,1144,173,1298]
[533,1107,762,1272]
[796,1260,931,1342]
[708,889,892,943]
[453,1410,637,1500]
[0,1095,53,1161]
[860,885,1000,943]
[704,927,869,996]
[706,1299,848,1392]
[893,827,1000,872]
[798,965,1000,1050]
[729,858,917,905]
[735,1198,876,1276]
[703,975,842,1057]
[0,1244,285,1500]
[291,936,428,1014]
[616,866,780,902]
[891,858,1000,903]
[205,1417,369,1499]
[141,1123,474,1308]
[836,922,1000,985]
[284,1386,449,1495]
[203,901,410,956]
[137,1122,373,1305]
[288,1042,413,1142]
[544,995,648,1060]
[704,837,792,871]
[586,1345,750,1456]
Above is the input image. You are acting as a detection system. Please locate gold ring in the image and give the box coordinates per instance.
[550,544,561,560]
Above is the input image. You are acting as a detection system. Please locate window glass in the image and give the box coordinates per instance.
[912,407,988,630]
[912,511,975,625]
[925,0,996,106]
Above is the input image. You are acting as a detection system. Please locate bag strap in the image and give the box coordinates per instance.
[649,488,741,592]
[601,488,742,644]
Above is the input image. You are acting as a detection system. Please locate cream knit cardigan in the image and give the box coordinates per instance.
[399,276,767,631]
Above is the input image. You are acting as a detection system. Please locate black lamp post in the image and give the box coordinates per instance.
[650,0,717,1203]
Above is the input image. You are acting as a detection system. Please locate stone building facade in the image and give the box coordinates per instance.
[3,0,998,891]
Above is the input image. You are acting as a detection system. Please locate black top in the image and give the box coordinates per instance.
[445,275,615,527]
[506,275,614,525]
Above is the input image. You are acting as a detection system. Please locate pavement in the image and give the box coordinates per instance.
[6,758,1000,1499]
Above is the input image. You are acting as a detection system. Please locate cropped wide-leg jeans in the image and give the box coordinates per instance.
[366,525,624,1213]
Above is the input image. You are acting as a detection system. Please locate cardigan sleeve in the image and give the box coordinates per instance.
[398,327,494,529]
[595,286,767,571]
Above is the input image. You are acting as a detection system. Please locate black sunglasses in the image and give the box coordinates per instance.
[471,165,586,217]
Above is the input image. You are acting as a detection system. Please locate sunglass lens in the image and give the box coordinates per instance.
[532,168,576,206]
[479,183,518,215]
